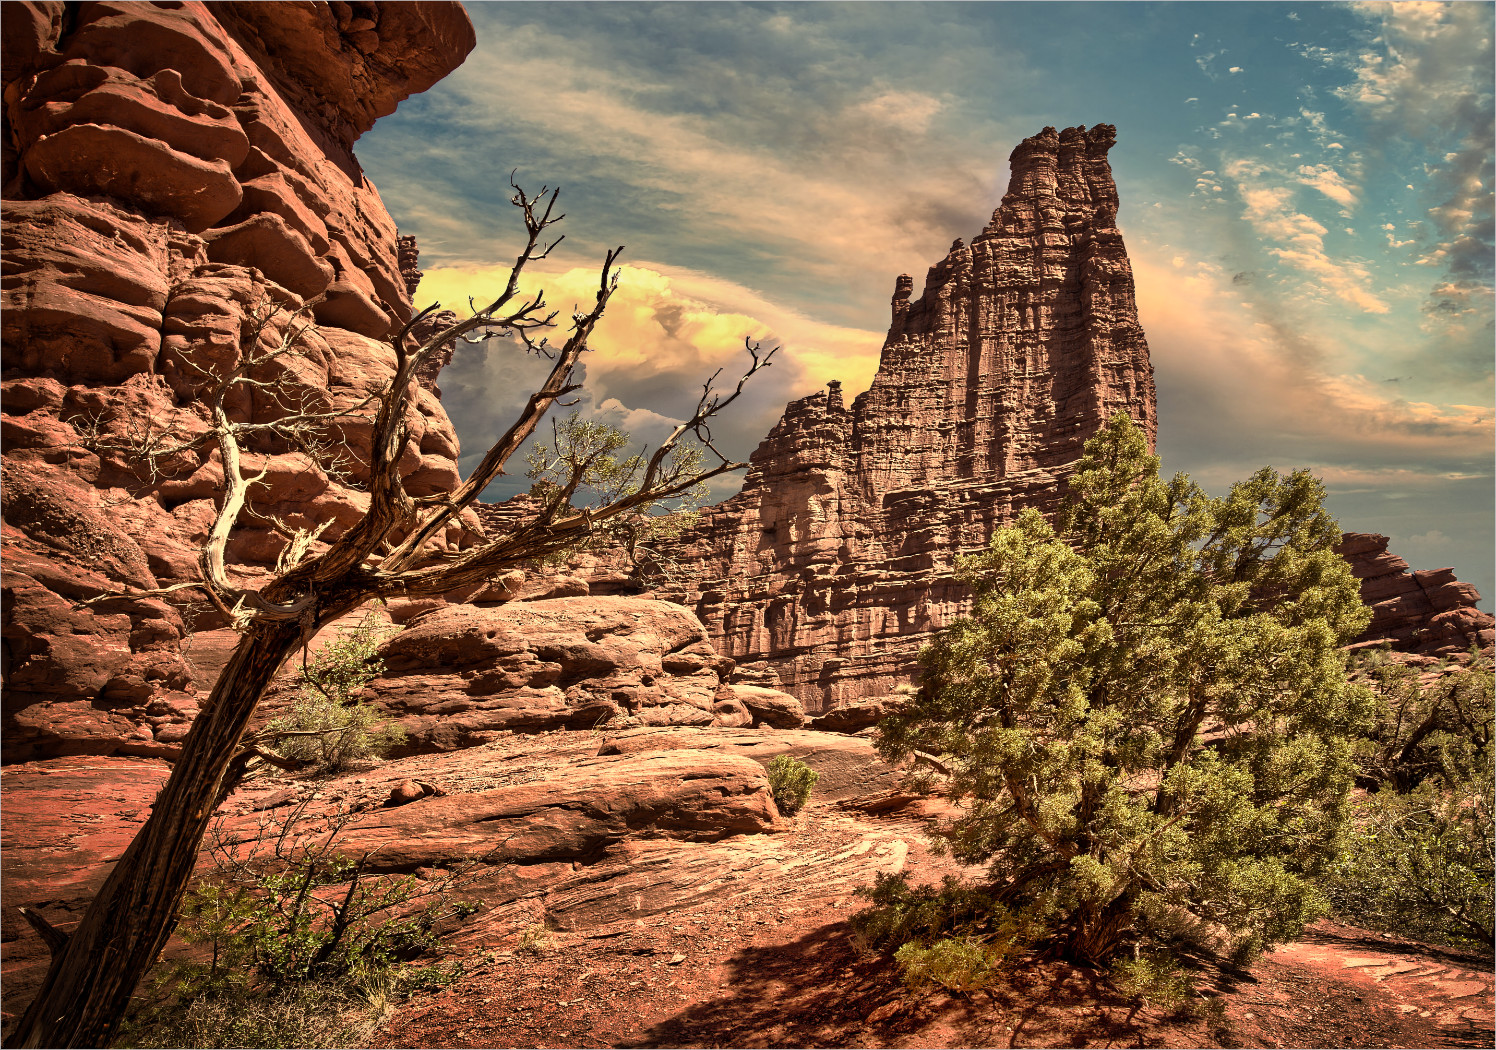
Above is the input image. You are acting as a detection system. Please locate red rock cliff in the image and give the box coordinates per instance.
[1,1,476,761]
[657,125,1158,711]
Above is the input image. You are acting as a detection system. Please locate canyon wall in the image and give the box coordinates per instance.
[658,125,1158,711]
[1,1,477,761]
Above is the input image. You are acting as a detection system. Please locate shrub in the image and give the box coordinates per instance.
[264,606,404,772]
[894,937,1002,995]
[117,982,376,1049]
[766,754,819,814]
[1327,652,1493,948]
[852,873,1006,949]
[877,414,1375,964]
[852,873,1040,989]
[120,805,479,1047]
[1111,950,1194,1011]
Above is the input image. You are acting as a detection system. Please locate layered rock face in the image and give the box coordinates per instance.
[364,596,806,752]
[1338,533,1494,656]
[1,1,477,761]
[660,125,1157,710]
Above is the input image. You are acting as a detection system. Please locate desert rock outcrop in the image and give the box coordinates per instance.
[366,597,758,750]
[1338,533,1494,657]
[1,1,476,760]
[657,125,1157,711]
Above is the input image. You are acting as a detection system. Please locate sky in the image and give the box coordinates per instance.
[358,1,1495,609]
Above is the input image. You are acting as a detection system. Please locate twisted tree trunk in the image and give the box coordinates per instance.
[10,610,348,1048]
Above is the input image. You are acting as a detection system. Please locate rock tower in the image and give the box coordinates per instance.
[659,124,1157,709]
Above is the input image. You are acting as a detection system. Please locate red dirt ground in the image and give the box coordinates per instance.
[375,797,1494,1050]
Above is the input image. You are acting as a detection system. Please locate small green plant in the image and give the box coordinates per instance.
[766,754,819,814]
[515,921,553,956]
[525,412,709,584]
[852,872,1040,991]
[117,981,374,1049]
[120,805,481,1047]
[1111,950,1195,1015]
[263,606,404,772]
[894,937,1002,994]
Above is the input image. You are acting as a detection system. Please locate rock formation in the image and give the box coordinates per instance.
[1337,533,1494,656]
[363,596,806,751]
[1,1,477,761]
[658,125,1157,711]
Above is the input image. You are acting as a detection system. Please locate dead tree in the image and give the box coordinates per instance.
[11,184,775,1048]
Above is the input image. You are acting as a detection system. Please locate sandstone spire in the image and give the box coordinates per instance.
[658,125,1158,709]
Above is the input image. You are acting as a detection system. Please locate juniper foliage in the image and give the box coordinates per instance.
[878,414,1375,963]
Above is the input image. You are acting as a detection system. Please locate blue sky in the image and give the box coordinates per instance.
[359,1,1494,607]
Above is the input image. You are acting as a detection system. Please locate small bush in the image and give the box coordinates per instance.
[767,754,819,814]
[894,937,1001,994]
[852,873,1004,949]
[122,806,480,1047]
[1112,950,1194,1012]
[853,873,1040,991]
[266,693,406,773]
[264,606,404,772]
[117,982,375,1049]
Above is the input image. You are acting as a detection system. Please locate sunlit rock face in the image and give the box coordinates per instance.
[1337,533,1494,658]
[657,125,1159,712]
[1,1,476,761]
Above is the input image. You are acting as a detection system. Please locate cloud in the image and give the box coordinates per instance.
[1295,163,1359,212]
[373,6,1013,331]
[1134,245,1491,487]
[418,260,885,501]
[1336,2,1495,313]
[1223,159,1388,312]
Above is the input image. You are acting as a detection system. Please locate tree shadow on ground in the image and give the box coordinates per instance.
[624,918,1190,1049]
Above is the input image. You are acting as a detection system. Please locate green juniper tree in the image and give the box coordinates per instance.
[878,413,1375,964]
[1328,651,1494,947]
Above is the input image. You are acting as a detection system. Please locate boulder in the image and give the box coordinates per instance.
[595,726,903,802]
[717,683,806,728]
[304,750,780,871]
[367,597,743,750]
[810,696,905,734]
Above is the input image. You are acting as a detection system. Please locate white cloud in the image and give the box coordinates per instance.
[419,260,885,473]
[1224,159,1388,313]
[1337,2,1494,309]
[1134,245,1491,488]
[1295,163,1359,212]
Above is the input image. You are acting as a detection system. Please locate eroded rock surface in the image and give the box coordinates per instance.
[656,125,1157,712]
[368,597,784,750]
[1338,533,1494,657]
[1,1,476,760]
[0,733,791,1025]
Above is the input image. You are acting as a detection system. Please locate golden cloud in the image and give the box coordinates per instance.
[418,261,885,406]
